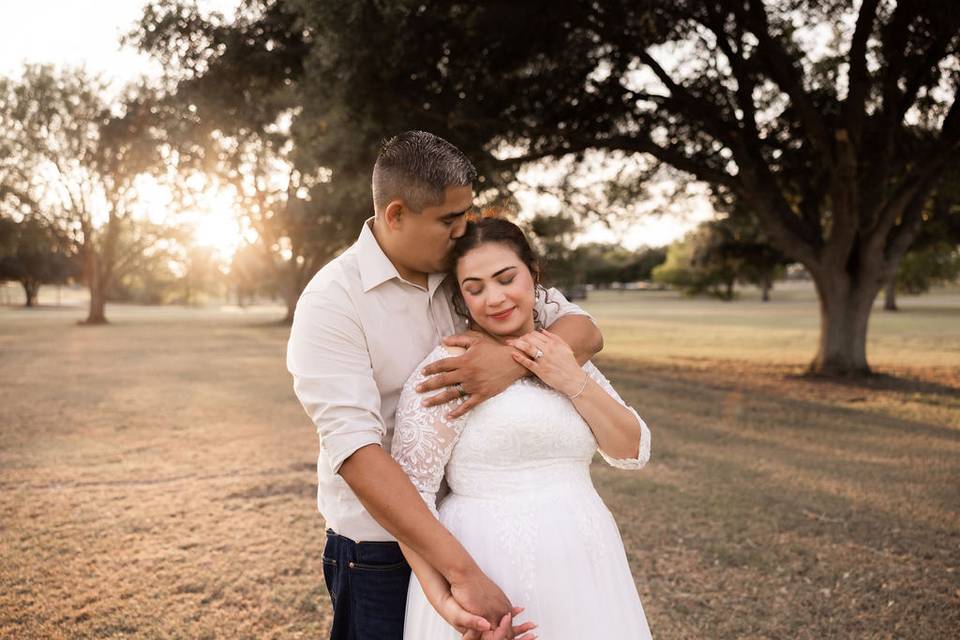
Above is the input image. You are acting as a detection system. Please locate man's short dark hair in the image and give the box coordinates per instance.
[372,131,477,215]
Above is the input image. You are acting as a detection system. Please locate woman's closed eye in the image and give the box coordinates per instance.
[465,277,513,296]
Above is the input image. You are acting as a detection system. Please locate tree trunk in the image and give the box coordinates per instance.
[283,298,296,324]
[82,255,109,325]
[22,279,39,307]
[808,274,879,376]
[883,279,898,311]
[760,275,771,302]
[85,285,108,324]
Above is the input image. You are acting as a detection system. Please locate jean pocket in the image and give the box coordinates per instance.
[322,557,339,606]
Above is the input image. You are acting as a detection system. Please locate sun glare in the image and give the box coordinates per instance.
[193,194,246,260]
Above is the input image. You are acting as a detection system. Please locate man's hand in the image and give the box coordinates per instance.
[448,567,518,635]
[417,331,526,419]
[462,609,538,640]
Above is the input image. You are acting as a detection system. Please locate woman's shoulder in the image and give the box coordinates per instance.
[426,343,466,363]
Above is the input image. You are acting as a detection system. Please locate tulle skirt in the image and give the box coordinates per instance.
[402,483,653,639]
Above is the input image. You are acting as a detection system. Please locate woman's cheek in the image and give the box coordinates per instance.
[466,294,484,320]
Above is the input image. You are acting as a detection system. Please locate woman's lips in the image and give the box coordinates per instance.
[488,307,515,321]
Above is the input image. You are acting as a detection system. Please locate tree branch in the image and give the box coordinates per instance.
[738,0,834,168]
[637,50,740,149]
[842,0,881,145]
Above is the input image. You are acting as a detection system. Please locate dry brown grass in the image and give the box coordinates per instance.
[1,300,958,639]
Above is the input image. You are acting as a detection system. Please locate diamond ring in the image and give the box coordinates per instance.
[455,383,468,399]
[535,349,544,360]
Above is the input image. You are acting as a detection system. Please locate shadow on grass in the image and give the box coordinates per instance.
[790,370,960,401]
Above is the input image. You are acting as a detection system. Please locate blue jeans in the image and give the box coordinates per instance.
[322,529,411,640]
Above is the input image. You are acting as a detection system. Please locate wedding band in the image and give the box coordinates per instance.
[534,349,544,360]
[455,383,468,399]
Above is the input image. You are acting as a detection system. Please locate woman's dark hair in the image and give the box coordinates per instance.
[448,217,556,327]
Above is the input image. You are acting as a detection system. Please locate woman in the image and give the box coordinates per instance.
[391,217,653,639]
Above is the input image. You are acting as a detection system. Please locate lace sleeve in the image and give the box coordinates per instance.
[391,347,468,517]
[582,361,651,470]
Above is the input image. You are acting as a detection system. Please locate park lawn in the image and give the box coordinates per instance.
[1,287,958,639]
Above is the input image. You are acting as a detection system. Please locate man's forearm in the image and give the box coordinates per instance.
[338,443,478,582]
[546,315,603,364]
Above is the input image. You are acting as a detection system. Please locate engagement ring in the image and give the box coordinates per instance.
[455,383,468,399]
[535,349,544,360]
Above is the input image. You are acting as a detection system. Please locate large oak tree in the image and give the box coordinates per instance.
[132,0,960,373]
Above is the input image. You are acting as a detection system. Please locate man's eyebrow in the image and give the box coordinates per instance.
[460,265,517,285]
[441,208,470,221]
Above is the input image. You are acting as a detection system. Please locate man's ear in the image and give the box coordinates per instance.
[384,200,405,230]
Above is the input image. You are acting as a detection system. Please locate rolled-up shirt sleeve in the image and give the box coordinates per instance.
[538,287,595,327]
[287,286,385,474]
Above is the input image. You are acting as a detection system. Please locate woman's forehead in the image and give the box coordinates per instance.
[458,243,524,275]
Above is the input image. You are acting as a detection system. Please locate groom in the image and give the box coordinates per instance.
[287,131,602,640]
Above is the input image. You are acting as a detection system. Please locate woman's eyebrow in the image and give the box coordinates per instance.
[461,265,518,285]
[491,266,517,278]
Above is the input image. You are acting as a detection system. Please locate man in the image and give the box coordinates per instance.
[287,131,602,640]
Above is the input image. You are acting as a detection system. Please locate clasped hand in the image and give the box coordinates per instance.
[416,331,526,418]
[507,328,586,397]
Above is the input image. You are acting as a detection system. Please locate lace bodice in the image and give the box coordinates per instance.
[391,346,651,514]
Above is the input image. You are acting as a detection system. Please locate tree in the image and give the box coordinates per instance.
[228,242,281,307]
[894,241,960,297]
[653,225,739,299]
[0,215,75,306]
[885,174,960,309]
[704,205,792,301]
[526,213,585,287]
[620,247,669,284]
[0,66,164,324]
[130,1,368,322]
[130,1,960,373]
[279,1,960,376]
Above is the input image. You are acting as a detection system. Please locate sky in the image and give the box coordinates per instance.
[0,0,713,250]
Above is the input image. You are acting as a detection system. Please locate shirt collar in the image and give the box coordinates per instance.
[355,218,449,295]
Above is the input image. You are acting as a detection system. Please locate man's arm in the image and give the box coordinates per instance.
[338,446,514,626]
[542,313,603,365]
[287,288,513,628]
[420,308,602,417]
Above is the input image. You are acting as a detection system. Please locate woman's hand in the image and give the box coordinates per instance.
[461,608,538,640]
[437,591,538,640]
[434,589,493,635]
[507,328,587,397]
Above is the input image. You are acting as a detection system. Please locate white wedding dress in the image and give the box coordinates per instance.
[392,346,653,639]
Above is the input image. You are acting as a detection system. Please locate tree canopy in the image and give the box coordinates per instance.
[130,0,960,373]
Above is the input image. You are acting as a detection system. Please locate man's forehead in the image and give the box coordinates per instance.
[446,186,473,203]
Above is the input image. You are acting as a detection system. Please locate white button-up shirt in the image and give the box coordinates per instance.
[287,218,590,542]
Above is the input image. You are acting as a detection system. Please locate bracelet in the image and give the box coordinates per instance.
[567,372,589,400]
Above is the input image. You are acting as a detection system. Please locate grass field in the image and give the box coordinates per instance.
[1,284,958,639]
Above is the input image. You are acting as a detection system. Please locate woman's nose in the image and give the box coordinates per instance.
[486,288,506,305]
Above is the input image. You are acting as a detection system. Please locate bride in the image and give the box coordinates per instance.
[391,217,653,639]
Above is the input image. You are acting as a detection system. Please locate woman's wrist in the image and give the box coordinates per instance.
[563,370,589,399]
